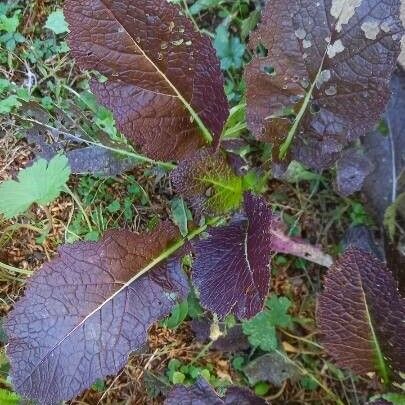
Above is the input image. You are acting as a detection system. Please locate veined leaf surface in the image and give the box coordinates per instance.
[5,223,189,404]
[245,0,402,169]
[317,247,405,381]
[64,0,228,161]
[192,192,331,319]
[192,193,274,319]
[171,149,244,216]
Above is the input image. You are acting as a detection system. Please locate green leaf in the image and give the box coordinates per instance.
[241,10,260,40]
[0,389,20,405]
[189,0,220,15]
[170,197,191,237]
[242,312,278,351]
[172,371,186,384]
[107,200,121,214]
[161,300,189,329]
[214,24,245,71]
[282,161,322,183]
[0,95,21,114]
[171,150,244,216]
[0,155,71,219]
[0,78,11,93]
[384,192,405,241]
[254,382,270,396]
[0,11,20,33]
[45,10,69,35]
[265,295,293,328]
[242,295,293,352]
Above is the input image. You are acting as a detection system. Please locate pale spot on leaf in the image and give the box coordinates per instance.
[327,39,345,58]
[361,20,381,40]
[331,0,362,32]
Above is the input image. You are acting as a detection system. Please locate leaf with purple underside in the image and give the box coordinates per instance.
[245,0,402,169]
[243,353,300,387]
[164,378,267,405]
[64,0,228,161]
[317,247,405,382]
[5,223,189,404]
[334,148,373,197]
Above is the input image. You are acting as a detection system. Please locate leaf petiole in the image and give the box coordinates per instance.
[12,114,177,170]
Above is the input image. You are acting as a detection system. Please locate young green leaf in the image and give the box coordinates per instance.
[245,0,403,168]
[0,154,71,219]
[317,247,405,382]
[64,0,228,161]
[170,197,192,237]
[242,295,293,351]
[214,24,245,71]
[161,300,189,329]
[45,10,69,35]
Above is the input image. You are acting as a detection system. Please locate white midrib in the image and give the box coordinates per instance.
[243,222,253,276]
[99,0,213,143]
[16,248,177,388]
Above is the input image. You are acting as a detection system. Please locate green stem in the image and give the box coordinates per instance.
[64,185,93,232]
[0,260,33,276]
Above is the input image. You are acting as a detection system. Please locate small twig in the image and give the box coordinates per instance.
[0,260,33,276]
[64,185,93,232]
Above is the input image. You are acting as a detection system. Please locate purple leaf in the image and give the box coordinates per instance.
[192,193,274,319]
[243,353,300,387]
[5,223,189,404]
[317,247,405,380]
[64,0,228,161]
[193,192,333,319]
[165,378,267,405]
[191,318,250,352]
[245,0,402,169]
[334,148,373,197]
